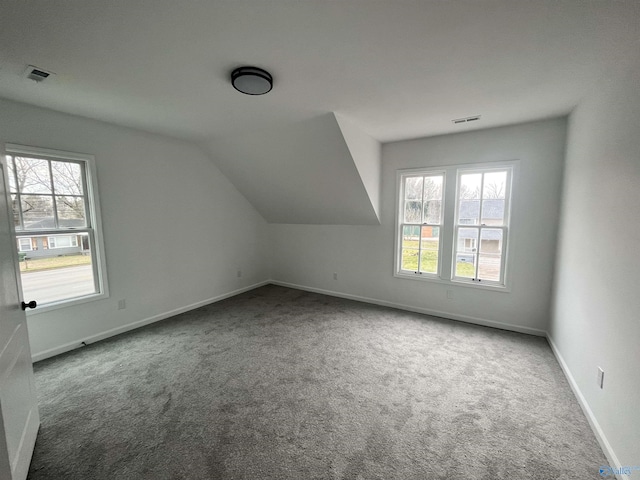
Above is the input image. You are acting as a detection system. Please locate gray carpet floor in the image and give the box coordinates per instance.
[28,285,607,479]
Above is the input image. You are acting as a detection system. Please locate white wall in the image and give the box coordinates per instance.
[270,118,566,334]
[0,98,270,360]
[549,60,640,469]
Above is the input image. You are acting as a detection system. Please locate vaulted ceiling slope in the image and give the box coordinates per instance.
[205,113,381,225]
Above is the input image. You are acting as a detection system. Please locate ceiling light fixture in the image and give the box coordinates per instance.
[231,66,273,95]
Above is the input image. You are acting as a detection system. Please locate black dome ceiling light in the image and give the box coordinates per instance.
[231,66,273,95]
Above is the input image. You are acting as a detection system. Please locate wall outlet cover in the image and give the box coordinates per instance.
[597,367,604,389]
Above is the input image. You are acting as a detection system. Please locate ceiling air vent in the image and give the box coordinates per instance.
[23,65,55,83]
[452,115,481,124]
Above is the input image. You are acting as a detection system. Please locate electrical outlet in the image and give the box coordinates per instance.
[333,272,338,280]
[597,367,604,389]
[118,299,126,310]
[446,290,454,300]
[237,269,242,278]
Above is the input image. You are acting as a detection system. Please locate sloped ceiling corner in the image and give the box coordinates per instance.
[204,113,381,225]
[334,113,381,220]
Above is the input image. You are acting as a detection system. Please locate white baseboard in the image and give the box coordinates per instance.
[546,334,626,480]
[270,280,547,337]
[31,280,270,362]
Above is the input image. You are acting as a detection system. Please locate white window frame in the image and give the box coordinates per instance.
[5,144,109,313]
[394,160,517,291]
[395,168,446,278]
[18,237,33,252]
[452,165,513,287]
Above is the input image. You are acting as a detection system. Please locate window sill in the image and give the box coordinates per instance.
[394,271,511,293]
[25,292,109,316]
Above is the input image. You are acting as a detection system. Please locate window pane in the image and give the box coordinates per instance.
[457,227,479,253]
[52,161,84,195]
[420,250,438,274]
[478,229,503,282]
[423,176,443,200]
[21,195,54,229]
[459,173,481,199]
[402,225,420,248]
[404,201,422,223]
[7,157,17,192]
[13,157,52,194]
[481,199,505,226]
[11,194,21,229]
[420,226,438,250]
[455,227,478,278]
[482,171,507,199]
[458,199,480,225]
[424,200,441,224]
[478,254,502,282]
[455,254,476,278]
[401,249,419,271]
[57,196,86,227]
[480,229,503,254]
[420,226,439,274]
[402,227,420,271]
[404,176,423,200]
[20,233,96,304]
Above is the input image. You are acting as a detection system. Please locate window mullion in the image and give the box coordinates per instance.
[80,162,92,228]
[475,226,482,281]
[48,160,60,229]
[88,230,101,293]
[10,157,25,230]
[499,226,508,284]
[474,173,486,280]
[440,168,456,280]
[504,169,512,225]
[416,177,426,273]
[19,227,92,237]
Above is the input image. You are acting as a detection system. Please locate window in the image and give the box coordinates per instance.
[18,237,33,252]
[398,172,444,275]
[6,144,108,309]
[395,162,515,289]
[453,168,511,284]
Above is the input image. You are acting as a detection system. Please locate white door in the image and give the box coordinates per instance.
[0,160,40,480]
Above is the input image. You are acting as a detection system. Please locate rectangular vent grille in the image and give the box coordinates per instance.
[452,115,481,124]
[24,65,55,82]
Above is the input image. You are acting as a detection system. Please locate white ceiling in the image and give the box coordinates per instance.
[0,0,638,143]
